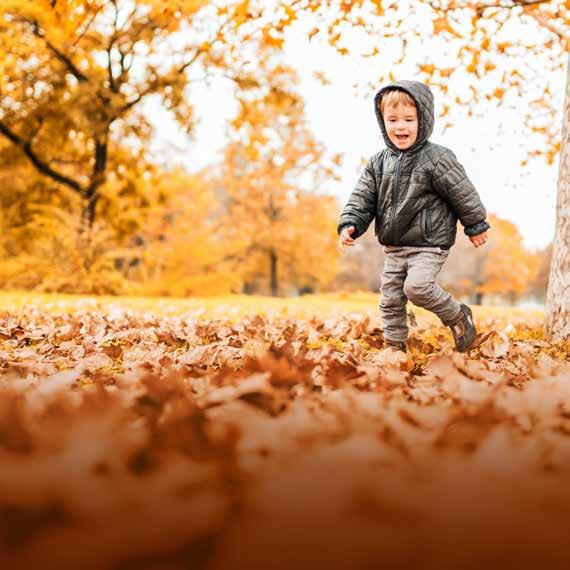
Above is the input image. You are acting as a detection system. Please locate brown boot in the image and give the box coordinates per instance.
[385,339,407,353]
[448,303,477,352]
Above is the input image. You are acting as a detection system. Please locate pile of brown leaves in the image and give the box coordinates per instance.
[0,308,569,569]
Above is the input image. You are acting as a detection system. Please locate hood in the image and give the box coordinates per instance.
[373,80,434,153]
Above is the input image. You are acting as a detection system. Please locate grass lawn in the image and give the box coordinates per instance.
[0,290,545,324]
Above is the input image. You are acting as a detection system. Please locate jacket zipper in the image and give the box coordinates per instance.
[389,152,403,242]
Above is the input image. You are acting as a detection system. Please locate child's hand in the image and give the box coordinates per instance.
[338,226,356,250]
[469,230,488,248]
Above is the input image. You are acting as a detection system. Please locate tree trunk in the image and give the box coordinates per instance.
[269,249,278,297]
[83,193,100,228]
[545,54,570,341]
[470,277,483,305]
[82,133,108,228]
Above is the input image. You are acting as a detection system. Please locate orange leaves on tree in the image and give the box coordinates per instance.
[233,0,251,27]
[313,70,331,85]
[419,64,436,76]
[492,87,505,100]
[308,27,320,40]
[262,28,285,49]
[466,50,480,75]
[283,4,298,24]
[433,15,463,38]
[439,67,455,78]
[477,214,540,299]
[546,141,561,165]
[291,0,565,169]
[496,41,511,53]
[371,0,384,16]
[328,30,341,47]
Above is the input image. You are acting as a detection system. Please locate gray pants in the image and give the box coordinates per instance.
[380,246,462,343]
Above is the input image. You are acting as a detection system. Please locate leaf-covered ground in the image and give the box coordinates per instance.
[0,294,569,569]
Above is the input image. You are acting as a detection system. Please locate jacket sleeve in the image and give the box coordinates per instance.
[336,157,378,239]
[432,150,491,236]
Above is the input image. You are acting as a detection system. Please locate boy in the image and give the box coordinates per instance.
[337,80,490,353]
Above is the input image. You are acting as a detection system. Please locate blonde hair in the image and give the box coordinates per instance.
[379,89,416,115]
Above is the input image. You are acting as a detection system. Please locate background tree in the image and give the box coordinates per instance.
[440,214,540,304]
[0,0,282,225]
[212,64,340,296]
[476,215,541,304]
[0,131,177,292]
[133,168,238,296]
[528,242,553,302]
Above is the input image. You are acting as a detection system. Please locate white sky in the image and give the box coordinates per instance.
[148,18,563,251]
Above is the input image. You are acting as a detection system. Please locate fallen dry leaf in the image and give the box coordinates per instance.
[478,329,511,358]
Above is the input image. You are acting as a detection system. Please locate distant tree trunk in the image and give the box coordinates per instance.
[269,248,278,297]
[545,54,570,341]
[470,277,483,305]
[82,131,109,228]
[472,291,484,305]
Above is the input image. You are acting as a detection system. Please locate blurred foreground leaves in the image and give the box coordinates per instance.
[0,303,569,568]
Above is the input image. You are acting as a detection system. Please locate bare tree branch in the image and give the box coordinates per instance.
[29,20,89,83]
[107,0,119,92]
[0,121,83,193]
[72,4,104,48]
[422,0,551,12]
[177,46,207,75]
[120,48,205,114]
[119,11,237,115]
[107,43,117,93]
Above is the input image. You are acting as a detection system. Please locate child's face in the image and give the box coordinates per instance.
[382,103,418,150]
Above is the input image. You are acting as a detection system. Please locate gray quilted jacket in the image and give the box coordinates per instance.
[337,80,490,249]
